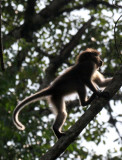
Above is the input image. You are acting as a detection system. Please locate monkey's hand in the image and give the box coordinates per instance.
[97,90,110,99]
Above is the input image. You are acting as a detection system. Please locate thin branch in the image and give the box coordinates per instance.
[114,15,122,62]
[59,0,122,14]
[59,16,94,60]
[35,47,53,59]
[112,0,122,8]
[107,102,122,141]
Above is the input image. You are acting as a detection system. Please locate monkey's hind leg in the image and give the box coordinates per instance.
[50,95,67,139]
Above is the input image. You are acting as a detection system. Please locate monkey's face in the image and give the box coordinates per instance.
[91,54,103,67]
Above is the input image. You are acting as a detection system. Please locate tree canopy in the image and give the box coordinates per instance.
[0,0,122,160]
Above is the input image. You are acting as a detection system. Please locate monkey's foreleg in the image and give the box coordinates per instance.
[78,92,96,107]
[86,80,110,99]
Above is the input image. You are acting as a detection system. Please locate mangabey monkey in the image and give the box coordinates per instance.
[13,48,112,139]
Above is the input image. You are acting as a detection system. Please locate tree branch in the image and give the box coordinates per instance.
[59,0,121,14]
[21,0,37,39]
[3,0,74,42]
[40,65,122,160]
[107,102,122,142]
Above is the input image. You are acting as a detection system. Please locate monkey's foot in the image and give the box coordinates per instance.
[53,128,66,139]
[57,132,66,139]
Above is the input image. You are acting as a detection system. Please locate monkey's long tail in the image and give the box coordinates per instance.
[13,88,51,130]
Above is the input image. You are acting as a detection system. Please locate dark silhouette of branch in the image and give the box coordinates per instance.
[107,102,122,142]
[59,0,122,14]
[112,0,122,8]
[40,65,122,160]
[114,15,122,62]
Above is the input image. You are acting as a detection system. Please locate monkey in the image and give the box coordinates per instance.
[13,48,112,139]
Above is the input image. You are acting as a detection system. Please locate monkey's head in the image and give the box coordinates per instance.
[76,48,103,67]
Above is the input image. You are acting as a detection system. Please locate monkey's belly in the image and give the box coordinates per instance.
[51,81,78,96]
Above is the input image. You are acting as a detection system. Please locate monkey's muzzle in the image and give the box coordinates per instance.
[99,60,103,67]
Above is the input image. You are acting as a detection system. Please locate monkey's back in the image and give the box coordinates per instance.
[49,61,95,96]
